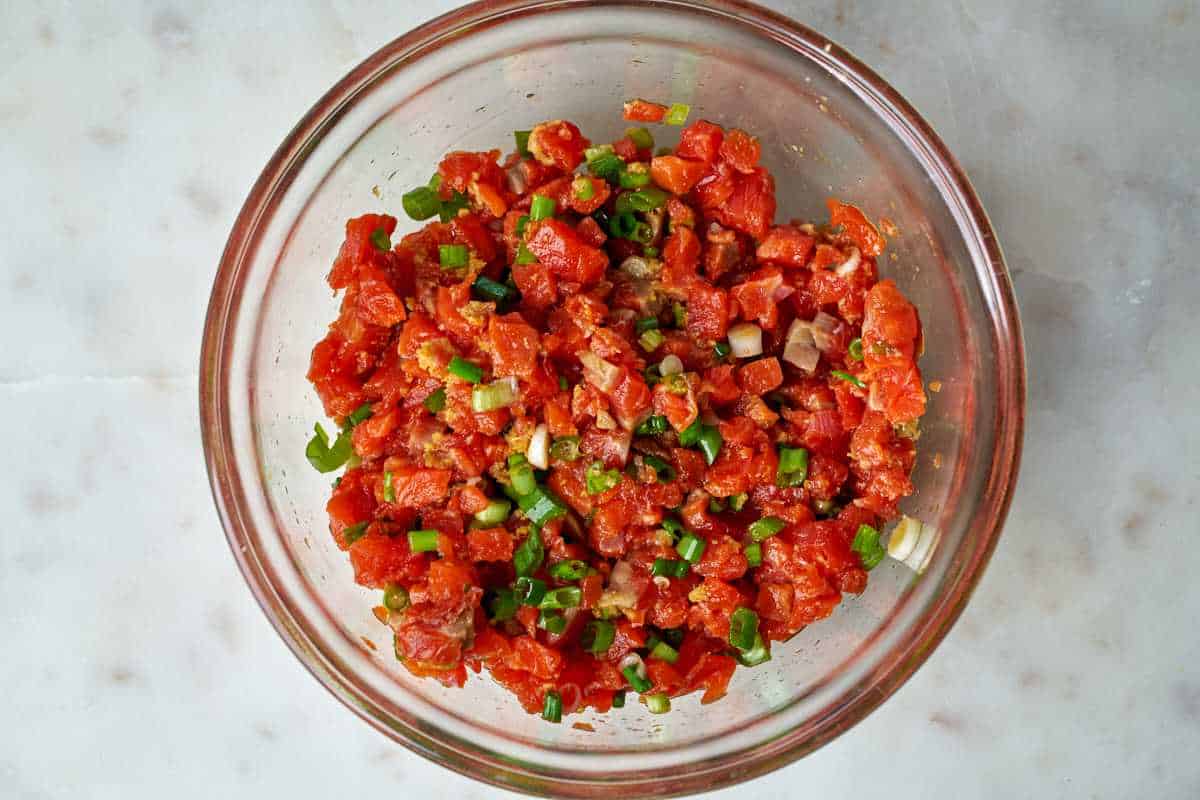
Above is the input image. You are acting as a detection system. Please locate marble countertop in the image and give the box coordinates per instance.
[2,1,1197,797]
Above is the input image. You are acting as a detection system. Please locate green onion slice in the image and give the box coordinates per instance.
[665,102,691,125]
[530,193,556,221]
[676,533,707,563]
[401,186,441,221]
[831,370,867,389]
[513,529,545,577]
[542,690,563,723]
[852,523,886,570]
[748,516,786,542]
[447,356,484,384]
[729,606,759,651]
[548,559,590,582]
[306,422,352,473]
[407,529,440,553]
[423,387,446,413]
[582,620,616,655]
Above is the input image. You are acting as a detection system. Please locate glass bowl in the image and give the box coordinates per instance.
[199,0,1025,796]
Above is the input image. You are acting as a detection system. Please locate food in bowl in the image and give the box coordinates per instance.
[304,103,926,722]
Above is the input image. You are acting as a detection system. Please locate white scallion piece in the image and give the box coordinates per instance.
[727,322,764,358]
[658,354,684,376]
[526,424,549,470]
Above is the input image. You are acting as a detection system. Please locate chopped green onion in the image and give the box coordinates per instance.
[729,606,759,651]
[708,497,726,513]
[402,186,442,221]
[530,193,556,221]
[625,127,654,149]
[622,665,653,693]
[645,693,671,714]
[346,403,374,427]
[713,341,732,358]
[660,517,686,541]
[743,542,762,567]
[697,425,723,465]
[342,521,369,546]
[548,559,589,581]
[515,214,531,237]
[639,328,665,352]
[407,529,440,553]
[776,446,809,488]
[542,690,563,723]
[515,242,538,265]
[383,583,409,611]
[618,167,652,189]
[737,632,771,666]
[471,379,516,412]
[676,533,706,563]
[616,187,668,213]
[383,471,395,503]
[672,302,686,328]
[514,129,531,157]
[729,493,748,512]
[370,227,391,251]
[557,375,568,391]
[586,461,622,495]
[520,487,569,526]
[439,243,469,269]
[539,586,583,610]
[438,190,469,222]
[636,415,668,435]
[588,152,625,183]
[848,338,864,361]
[549,436,581,462]
[611,690,626,708]
[635,317,660,334]
[643,364,662,385]
[831,370,867,389]
[537,609,567,635]
[649,640,679,664]
[513,529,544,577]
[651,558,689,578]
[642,454,676,483]
[678,419,703,446]
[474,498,512,526]
[608,211,638,239]
[489,588,518,621]
[473,275,515,303]
[423,387,446,413]
[643,245,659,257]
[515,576,547,607]
[572,176,595,201]
[665,102,691,125]
[447,356,483,383]
[630,221,654,244]
[584,144,614,161]
[852,523,886,570]
[582,620,615,655]
[306,422,352,473]
[749,516,786,542]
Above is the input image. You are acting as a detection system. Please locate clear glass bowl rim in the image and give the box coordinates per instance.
[199,0,1026,796]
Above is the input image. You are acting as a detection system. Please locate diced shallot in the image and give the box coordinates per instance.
[505,163,529,195]
[579,350,621,393]
[783,319,820,373]
[526,423,550,469]
[727,323,764,358]
[810,311,840,353]
[835,246,862,277]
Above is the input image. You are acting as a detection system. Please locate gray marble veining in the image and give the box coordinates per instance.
[1,2,1197,798]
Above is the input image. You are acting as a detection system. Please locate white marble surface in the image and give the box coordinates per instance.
[2,1,1197,798]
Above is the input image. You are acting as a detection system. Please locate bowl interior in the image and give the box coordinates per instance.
[207,1,1021,794]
